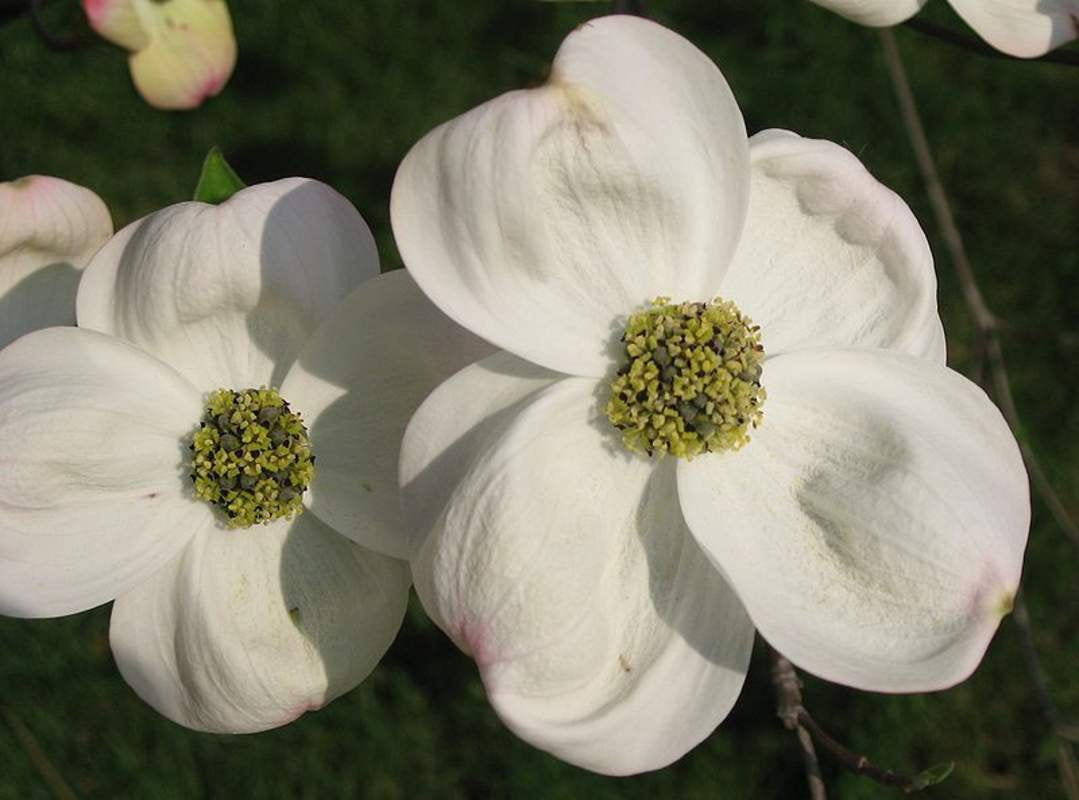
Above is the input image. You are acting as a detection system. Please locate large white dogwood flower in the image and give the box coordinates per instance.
[391,16,1030,775]
[82,0,237,109]
[0,178,490,732]
[0,175,112,348]
[808,0,1079,58]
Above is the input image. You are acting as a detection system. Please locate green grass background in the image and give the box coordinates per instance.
[1,1,1077,797]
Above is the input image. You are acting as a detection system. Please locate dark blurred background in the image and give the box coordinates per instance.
[1,1,1077,797]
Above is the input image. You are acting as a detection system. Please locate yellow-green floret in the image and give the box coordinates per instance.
[189,388,315,528]
[605,297,766,459]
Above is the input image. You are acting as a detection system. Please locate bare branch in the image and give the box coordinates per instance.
[769,648,953,794]
[794,709,915,791]
[770,648,827,800]
[880,29,1079,799]
[1012,593,1079,800]
[878,28,1079,551]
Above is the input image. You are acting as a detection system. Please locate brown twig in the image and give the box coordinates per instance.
[1,705,79,800]
[1012,592,1079,799]
[770,648,827,800]
[768,648,947,794]
[878,28,1079,552]
[795,709,915,791]
[880,28,1079,800]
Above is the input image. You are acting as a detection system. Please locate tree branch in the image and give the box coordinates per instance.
[1012,592,1079,798]
[794,709,914,791]
[880,29,1079,800]
[770,648,827,800]
[878,27,1079,552]
[769,648,952,794]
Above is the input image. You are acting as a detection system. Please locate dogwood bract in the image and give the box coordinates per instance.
[0,175,112,348]
[807,0,1079,58]
[391,16,1030,775]
[0,178,490,732]
[82,0,237,109]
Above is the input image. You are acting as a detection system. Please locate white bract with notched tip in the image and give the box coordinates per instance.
[391,15,1030,776]
[0,178,491,733]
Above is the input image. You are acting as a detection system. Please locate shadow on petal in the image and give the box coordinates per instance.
[634,458,753,675]
[0,261,80,348]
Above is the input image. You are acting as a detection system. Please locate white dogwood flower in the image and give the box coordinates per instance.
[808,0,1079,58]
[82,0,237,109]
[391,16,1030,775]
[0,175,112,348]
[0,178,490,732]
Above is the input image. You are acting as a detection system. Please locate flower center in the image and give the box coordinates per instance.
[605,296,766,459]
[189,388,315,528]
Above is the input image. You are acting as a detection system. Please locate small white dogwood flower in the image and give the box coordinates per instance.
[0,178,490,732]
[0,176,112,348]
[808,0,1079,58]
[82,0,237,109]
[391,16,1030,775]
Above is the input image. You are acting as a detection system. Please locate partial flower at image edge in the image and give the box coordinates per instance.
[0,175,113,348]
[806,0,1079,59]
[0,177,492,733]
[81,0,237,109]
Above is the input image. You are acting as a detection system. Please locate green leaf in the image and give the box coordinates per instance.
[909,761,955,792]
[193,147,246,204]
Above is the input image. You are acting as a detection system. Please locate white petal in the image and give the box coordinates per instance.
[0,176,112,348]
[110,511,410,733]
[391,15,749,377]
[280,270,494,559]
[405,362,754,775]
[78,178,378,392]
[126,0,236,109]
[0,328,209,618]
[400,351,563,559]
[721,130,944,363]
[807,0,927,26]
[82,0,150,51]
[949,0,1079,58]
[677,348,1029,692]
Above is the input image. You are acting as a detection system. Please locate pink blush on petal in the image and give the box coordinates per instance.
[455,618,496,669]
[178,70,228,109]
[280,699,323,726]
[82,0,111,27]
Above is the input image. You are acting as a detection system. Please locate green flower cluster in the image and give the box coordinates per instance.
[190,388,315,528]
[605,297,766,459]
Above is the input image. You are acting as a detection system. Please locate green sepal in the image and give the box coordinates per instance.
[193,146,246,204]
[909,761,955,792]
